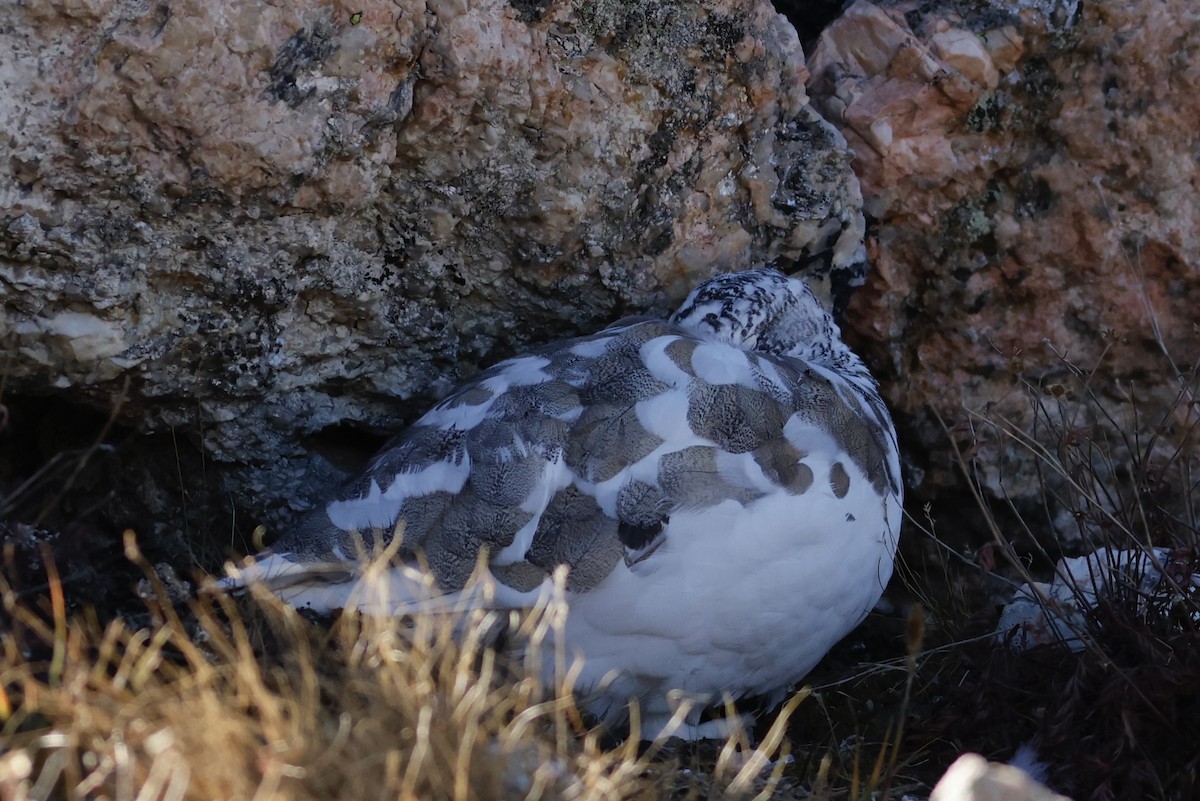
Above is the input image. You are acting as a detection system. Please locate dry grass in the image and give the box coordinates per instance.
[6,329,1195,801]
[927,344,1200,801]
[0,535,815,801]
[0,386,929,801]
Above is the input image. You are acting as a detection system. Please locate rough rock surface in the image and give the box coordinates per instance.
[808,0,1200,512]
[930,753,1068,801]
[0,0,865,536]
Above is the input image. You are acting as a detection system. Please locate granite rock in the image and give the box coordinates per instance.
[808,0,1200,513]
[0,0,865,535]
[931,753,1069,801]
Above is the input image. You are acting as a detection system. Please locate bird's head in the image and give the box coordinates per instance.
[669,268,849,368]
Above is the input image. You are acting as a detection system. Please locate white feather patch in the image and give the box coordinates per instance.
[634,389,696,441]
[419,399,496,430]
[487,356,553,389]
[326,458,472,531]
[639,336,692,387]
[690,343,753,386]
[569,336,615,358]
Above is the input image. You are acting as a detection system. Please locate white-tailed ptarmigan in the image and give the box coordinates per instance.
[223,268,903,738]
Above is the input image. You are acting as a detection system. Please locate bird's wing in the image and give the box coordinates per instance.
[257,317,897,603]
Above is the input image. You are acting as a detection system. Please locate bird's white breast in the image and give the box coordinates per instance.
[552,439,900,733]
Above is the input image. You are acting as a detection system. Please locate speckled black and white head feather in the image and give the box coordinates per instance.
[671,268,874,382]
[672,269,821,351]
[223,268,903,740]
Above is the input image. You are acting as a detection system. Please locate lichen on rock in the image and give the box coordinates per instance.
[0,0,865,537]
[807,0,1200,512]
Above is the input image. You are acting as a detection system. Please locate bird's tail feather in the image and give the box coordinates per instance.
[218,549,509,617]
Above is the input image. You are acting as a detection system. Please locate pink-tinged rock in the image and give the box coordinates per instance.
[0,0,865,531]
[808,0,1200,511]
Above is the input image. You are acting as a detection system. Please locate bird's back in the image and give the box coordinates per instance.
[225,269,903,736]
[265,314,896,604]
